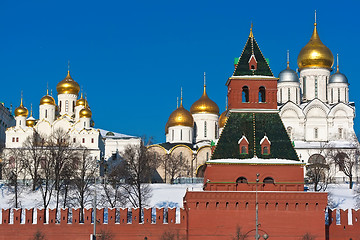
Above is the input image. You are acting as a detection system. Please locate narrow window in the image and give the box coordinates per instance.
[241,146,247,154]
[73,138,76,143]
[314,128,318,139]
[242,86,249,102]
[65,100,69,112]
[338,88,340,102]
[12,137,15,142]
[296,89,298,104]
[45,109,47,118]
[303,77,307,99]
[204,121,207,137]
[331,88,333,103]
[259,86,265,102]
[206,152,209,161]
[215,123,218,138]
[84,122,86,127]
[280,88,282,103]
[338,128,343,139]
[287,126,292,138]
[60,101,62,112]
[180,129,182,140]
[288,88,290,101]
[19,120,21,125]
[263,146,269,154]
[91,138,94,143]
[194,123,197,137]
[73,101,75,112]
[172,130,174,141]
[16,137,19,142]
[315,76,318,98]
[82,138,85,143]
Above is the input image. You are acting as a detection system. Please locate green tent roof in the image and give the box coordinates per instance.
[212,112,299,160]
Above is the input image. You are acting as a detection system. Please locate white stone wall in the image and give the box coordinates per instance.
[58,94,77,116]
[327,83,349,104]
[167,125,193,144]
[300,68,330,102]
[39,104,56,123]
[277,82,301,104]
[192,113,219,143]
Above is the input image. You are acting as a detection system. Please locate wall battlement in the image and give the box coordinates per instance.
[326,208,360,239]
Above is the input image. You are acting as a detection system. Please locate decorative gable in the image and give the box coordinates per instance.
[260,135,271,155]
[248,54,257,71]
[238,135,249,154]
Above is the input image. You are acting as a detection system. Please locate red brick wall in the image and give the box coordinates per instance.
[326,209,360,240]
[227,78,278,110]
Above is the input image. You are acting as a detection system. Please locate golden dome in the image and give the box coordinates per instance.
[166,102,194,132]
[76,93,87,106]
[40,90,56,105]
[79,102,92,118]
[219,109,228,129]
[26,117,36,127]
[14,98,28,117]
[190,85,219,115]
[297,23,334,70]
[56,71,80,95]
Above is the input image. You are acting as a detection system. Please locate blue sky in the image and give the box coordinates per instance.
[1,0,360,143]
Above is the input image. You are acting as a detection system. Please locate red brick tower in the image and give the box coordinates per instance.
[226,24,278,110]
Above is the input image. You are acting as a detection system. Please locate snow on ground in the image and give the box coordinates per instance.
[0,183,357,210]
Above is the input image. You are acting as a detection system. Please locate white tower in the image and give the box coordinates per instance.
[56,71,80,116]
[277,51,301,104]
[190,73,219,143]
[79,101,92,129]
[39,89,56,123]
[328,54,349,104]
[75,92,87,120]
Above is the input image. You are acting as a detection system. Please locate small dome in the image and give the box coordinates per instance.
[26,116,36,127]
[40,91,56,106]
[297,23,334,70]
[329,72,348,84]
[278,68,299,83]
[219,110,228,129]
[166,104,194,132]
[190,86,219,115]
[79,107,92,118]
[56,71,80,95]
[76,93,88,106]
[15,99,28,117]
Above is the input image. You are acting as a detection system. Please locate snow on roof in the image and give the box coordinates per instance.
[294,141,357,149]
[98,128,138,139]
[207,157,304,165]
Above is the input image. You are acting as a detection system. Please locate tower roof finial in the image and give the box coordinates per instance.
[225,96,228,111]
[20,91,23,106]
[46,82,49,95]
[287,50,290,69]
[68,60,70,73]
[30,103,33,117]
[249,22,254,38]
[314,10,317,26]
[203,72,207,93]
[176,97,179,108]
[336,53,339,72]
[180,87,183,106]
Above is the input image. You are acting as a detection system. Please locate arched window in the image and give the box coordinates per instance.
[236,177,248,183]
[59,101,62,112]
[45,109,47,118]
[314,128,318,139]
[172,130,174,141]
[258,86,266,102]
[338,128,343,139]
[180,129,182,140]
[288,88,290,101]
[338,88,340,102]
[241,146,247,154]
[194,123,197,137]
[204,121,207,137]
[263,146,269,154]
[287,126,292,138]
[242,86,249,103]
[65,100,69,112]
[334,152,348,171]
[308,154,325,164]
[263,177,274,184]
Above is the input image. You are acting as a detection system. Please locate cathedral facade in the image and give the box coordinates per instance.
[277,21,358,183]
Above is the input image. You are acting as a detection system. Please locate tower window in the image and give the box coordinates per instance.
[91,138,94,143]
[259,86,266,102]
[242,86,249,103]
[82,138,85,143]
[204,121,207,138]
[338,128,343,139]
[172,130,174,141]
[263,146,269,154]
[16,137,19,142]
[65,100,69,112]
[12,137,15,142]
[314,128,318,139]
[288,88,290,102]
[73,138,76,143]
[331,88,333,103]
[45,109,47,118]
[180,129,182,140]
[73,101,75,112]
[241,146,247,154]
[280,88,282,103]
[338,88,340,102]
[206,152,209,161]
[315,76,318,98]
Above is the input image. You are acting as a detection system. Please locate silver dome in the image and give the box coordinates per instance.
[329,72,348,84]
[278,68,299,83]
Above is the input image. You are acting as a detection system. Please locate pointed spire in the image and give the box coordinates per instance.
[180,87,183,106]
[314,10,317,26]
[50,89,53,96]
[287,50,290,69]
[30,104,33,117]
[176,97,179,108]
[249,22,254,38]
[46,82,49,95]
[20,91,23,106]
[203,72,207,94]
[336,53,339,72]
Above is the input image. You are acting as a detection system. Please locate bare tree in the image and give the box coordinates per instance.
[118,141,159,218]
[1,148,25,208]
[232,225,248,240]
[100,165,127,208]
[306,154,332,192]
[22,131,46,191]
[71,148,97,222]
[163,153,187,184]
[47,129,79,217]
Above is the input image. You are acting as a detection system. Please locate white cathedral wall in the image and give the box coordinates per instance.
[304,107,328,141]
[277,82,300,104]
[300,68,330,102]
[103,137,141,161]
[167,126,193,144]
[280,108,305,141]
[193,113,219,143]
[58,94,77,116]
[39,105,55,123]
[327,83,349,104]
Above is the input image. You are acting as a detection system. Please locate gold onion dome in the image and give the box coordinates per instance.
[40,90,56,105]
[219,109,228,129]
[79,102,92,118]
[76,93,88,106]
[14,98,28,117]
[190,85,219,115]
[166,102,194,132]
[26,116,36,127]
[56,71,80,95]
[297,22,334,70]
